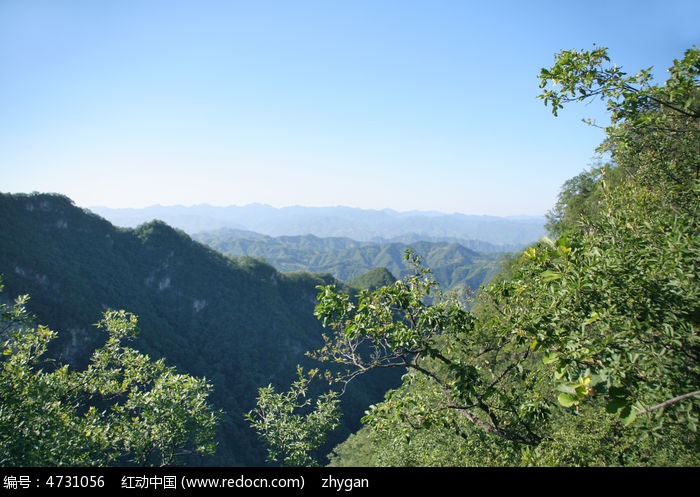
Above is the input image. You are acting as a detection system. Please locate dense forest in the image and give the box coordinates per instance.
[0,193,404,465]
[247,46,700,466]
[1,46,698,467]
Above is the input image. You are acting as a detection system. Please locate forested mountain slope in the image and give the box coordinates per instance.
[193,229,503,293]
[0,192,401,466]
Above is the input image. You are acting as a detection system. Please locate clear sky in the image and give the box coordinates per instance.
[1,1,697,216]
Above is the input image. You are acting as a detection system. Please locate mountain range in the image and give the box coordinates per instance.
[91,204,546,251]
[192,229,503,292]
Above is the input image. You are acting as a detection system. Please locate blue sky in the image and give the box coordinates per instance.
[1,1,697,216]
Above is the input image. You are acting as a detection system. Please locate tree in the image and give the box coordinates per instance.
[245,366,339,467]
[0,285,221,466]
[248,46,700,466]
[545,165,606,238]
[534,45,700,428]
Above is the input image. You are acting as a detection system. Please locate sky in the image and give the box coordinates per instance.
[1,1,697,216]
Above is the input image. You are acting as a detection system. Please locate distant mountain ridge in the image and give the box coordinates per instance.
[91,204,546,251]
[192,229,503,292]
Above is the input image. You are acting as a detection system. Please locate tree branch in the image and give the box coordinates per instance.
[640,389,700,414]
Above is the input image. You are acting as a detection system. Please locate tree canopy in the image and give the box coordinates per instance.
[0,285,221,466]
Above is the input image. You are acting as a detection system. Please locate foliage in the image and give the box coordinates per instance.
[523,402,700,467]
[0,286,221,466]
[313,252,551,448]
[347,267,397,291]
[545,165,606,238]
[537,45,699,424]
[538,45,700,124]
[245,367,340,466]
[326,427,379,467]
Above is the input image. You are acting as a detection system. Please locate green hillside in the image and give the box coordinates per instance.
[0,192,402,466]
[193,231,503,293]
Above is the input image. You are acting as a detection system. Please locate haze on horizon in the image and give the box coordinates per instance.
[1,1,696,216]
[90,201,549,220]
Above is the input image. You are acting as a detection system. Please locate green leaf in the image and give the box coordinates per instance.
[582,312,600,326]
[557,392,578,408]
[620,406,637,426]
[556,383,577,395]
[608,386,629,398]
[541,270,562,283]
[605,397,627,414]
[542,352,559,365]
[589,373,607,386]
